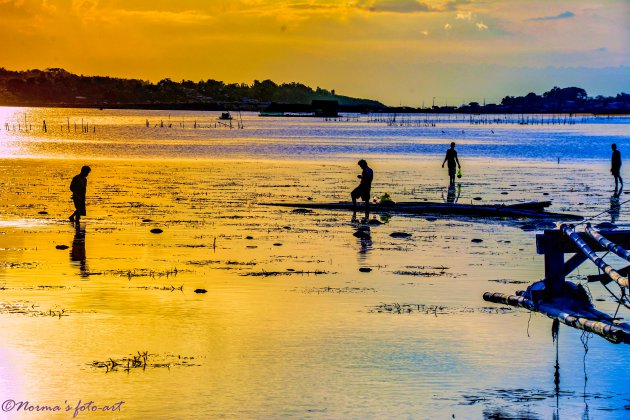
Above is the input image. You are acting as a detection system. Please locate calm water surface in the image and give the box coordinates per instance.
[0,107,629,419]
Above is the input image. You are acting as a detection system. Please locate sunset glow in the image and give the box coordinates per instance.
[1,0,628,106]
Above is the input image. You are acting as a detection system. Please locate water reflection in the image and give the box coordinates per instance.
[609,194,621,223]
[70,224,89,277]
[442,183,462,203]
[351,214,372,259]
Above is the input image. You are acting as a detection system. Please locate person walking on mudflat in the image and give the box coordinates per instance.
[442,142,461,185]
[351,159,373,217]
[69,166,91,223]
[611,143,623,194]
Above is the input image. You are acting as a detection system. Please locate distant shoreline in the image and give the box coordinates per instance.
[0,102,628,116]
[1,68,628,114]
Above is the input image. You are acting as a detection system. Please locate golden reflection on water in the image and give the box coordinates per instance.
[0,112,629,417]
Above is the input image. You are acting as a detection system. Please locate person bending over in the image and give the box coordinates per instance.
[351,160,373,217]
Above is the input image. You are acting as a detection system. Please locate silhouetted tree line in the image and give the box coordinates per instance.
[0,67,383,110]
[456,86,629,114]
[0,68,627,113]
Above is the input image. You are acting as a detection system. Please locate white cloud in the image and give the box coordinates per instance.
[355,0,433,14]
[476,22,488,30]
[528,11,575,21]
[456,11,472,21]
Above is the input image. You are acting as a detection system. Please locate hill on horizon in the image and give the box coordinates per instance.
[0,67,385,110]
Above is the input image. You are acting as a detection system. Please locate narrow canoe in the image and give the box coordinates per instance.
[264,201,582,220]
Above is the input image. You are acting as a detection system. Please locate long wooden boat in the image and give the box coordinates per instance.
[264,200,583,220]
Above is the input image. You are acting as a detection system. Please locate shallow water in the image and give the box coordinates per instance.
[0,108,629,419]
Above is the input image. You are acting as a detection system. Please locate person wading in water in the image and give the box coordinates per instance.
[611,143,623,196]
[69,165,91,224]
[351,159,373,218]
[442,142,461,186]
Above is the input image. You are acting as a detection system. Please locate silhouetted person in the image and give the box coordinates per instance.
[611,144,623,193]
[69,165,91,223]
[442,142,461,185]
[351,159,373,218]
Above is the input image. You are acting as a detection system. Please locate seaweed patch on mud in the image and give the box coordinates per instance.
[240,269,331,277]
[128,285,184,292]
[393,270,446,277]
[1,261,39,269]
[187,259,256,267]
[103,267,187,279]
[488,279,531,284]
[368,303,515,315]
[443,387,629,415]
[88,351,203,373]
[0,301,69,318]
[294,286,377,294]
[393,265,458,277]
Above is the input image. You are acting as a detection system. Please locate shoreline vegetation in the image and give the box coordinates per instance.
[0,67,628,114]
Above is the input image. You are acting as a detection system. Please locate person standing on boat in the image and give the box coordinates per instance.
[611,144,623,195]
[351,159,373,217]
[69,165,91,224]
[442,142,461,185]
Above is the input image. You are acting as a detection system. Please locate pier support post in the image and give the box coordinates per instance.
[541,230,566,295]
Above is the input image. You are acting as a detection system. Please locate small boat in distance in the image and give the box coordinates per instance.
[219,112,233,120]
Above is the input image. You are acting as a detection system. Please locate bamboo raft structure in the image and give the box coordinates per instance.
[265,200,583,221]
[484,224,630,344]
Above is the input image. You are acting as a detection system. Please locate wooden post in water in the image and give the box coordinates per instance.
[540,230,566,295]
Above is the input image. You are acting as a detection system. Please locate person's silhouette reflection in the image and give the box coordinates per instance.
[443,183,462,203]
[70,224,89,277]
[613,180,624,199]
[351,215,372,258]
[609,195,621,223]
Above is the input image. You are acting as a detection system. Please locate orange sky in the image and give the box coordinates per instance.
[0,0,628,106]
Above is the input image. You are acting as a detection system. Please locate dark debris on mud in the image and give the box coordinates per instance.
[0,301,69,318]
[103,267,185,279]
[89,351,202,373]
[393,265,455,277]
[368,303,515,315]
[128,285,184,292]
[488,279,531,284]
[447,387,627,415]
[240,269,331,277]
[1,261,39,269]
[295,286,377,294]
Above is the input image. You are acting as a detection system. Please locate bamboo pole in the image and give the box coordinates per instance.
[585,223,630,264]
[483,292,629,344]
[561,224,629,288]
